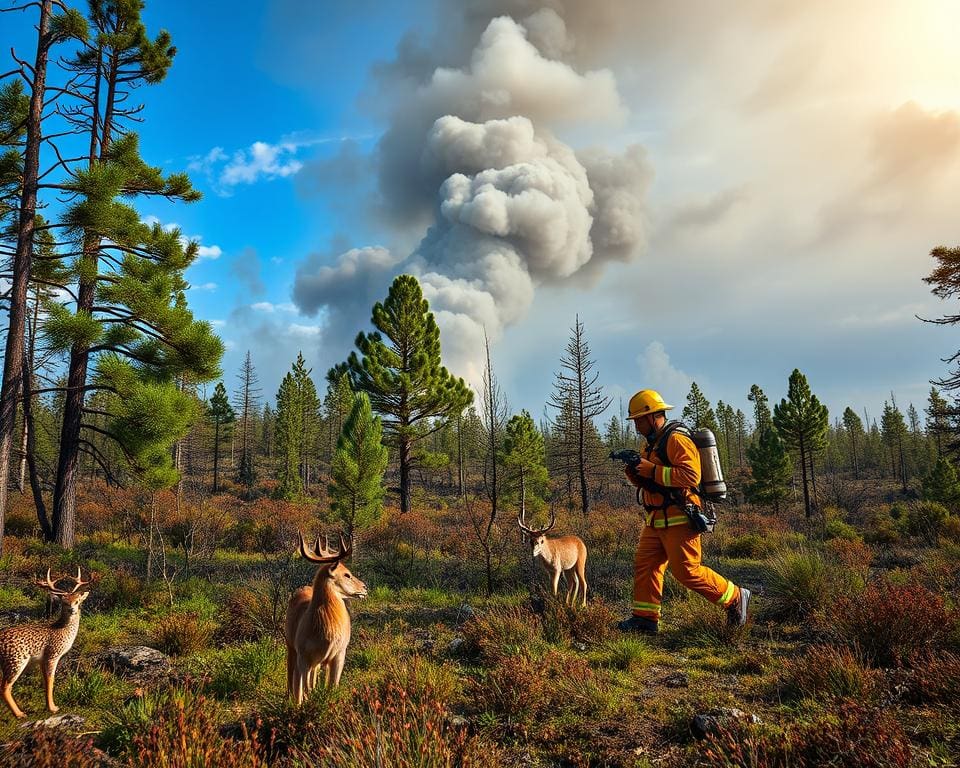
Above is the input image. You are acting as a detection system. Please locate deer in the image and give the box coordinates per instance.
[0,567,91,719]
[518,511,588,607]
[285,531,367,703]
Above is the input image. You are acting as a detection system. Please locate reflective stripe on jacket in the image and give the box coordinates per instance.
[643,427,702,528]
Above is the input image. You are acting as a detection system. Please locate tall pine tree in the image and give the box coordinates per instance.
[347,275,472,514]
[772,370,829,518]
[546,315,609,517]
[208,382,233,494]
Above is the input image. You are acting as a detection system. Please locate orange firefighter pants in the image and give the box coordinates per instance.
[632,520,739,622]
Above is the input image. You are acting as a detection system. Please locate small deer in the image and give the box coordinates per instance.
[285,531,367,703]
[1,568,91,719]
[518,512,588,607]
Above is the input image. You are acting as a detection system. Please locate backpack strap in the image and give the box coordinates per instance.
[641,421,697,518]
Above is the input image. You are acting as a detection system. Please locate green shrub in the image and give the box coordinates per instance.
[203,641,284,700]
[864,509,900,545]
[150,612,214,657]
[460,605,543,664]
[588,636,653,671]
[725,534,768,559]
[762,550,830,622]
[823,518,859,541]
[95,566,144,610]
[60,666,128,708]
[903,500,950,544]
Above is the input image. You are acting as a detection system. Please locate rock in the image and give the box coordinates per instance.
[691,707,761,739]
[663,671,689,688]
[448,715,469,728]
[573,642,587,652]
[456,603,475,621]
[98,645,171,681]
[447,637,465,654]
[20,713,86,731]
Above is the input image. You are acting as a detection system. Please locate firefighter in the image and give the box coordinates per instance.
[618,389,750,633]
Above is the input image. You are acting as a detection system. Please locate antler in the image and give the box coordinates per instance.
[297,530,351,564]
[517,509,556,536]
[34,568,64,594]
[33,567,89,595]
[64,566,90,593]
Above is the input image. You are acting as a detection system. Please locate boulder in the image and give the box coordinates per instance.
[691,707,761,739]
[98,645,171,681]
[20,714,86,731]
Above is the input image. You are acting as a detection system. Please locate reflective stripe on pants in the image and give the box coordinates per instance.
[632,520,739,621]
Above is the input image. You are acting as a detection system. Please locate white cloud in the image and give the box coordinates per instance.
[251,301,298,313]
[210,319,226,328]
[196,244,223,259]
[221,141,303,186]
[289,323,322,337]
[189,282,218,291]
[636,341,693,401]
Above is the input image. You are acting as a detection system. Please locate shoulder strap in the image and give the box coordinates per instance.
[652,420,691,467]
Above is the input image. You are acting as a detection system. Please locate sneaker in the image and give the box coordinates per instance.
[617,615,659,634]
[727,587,751,627]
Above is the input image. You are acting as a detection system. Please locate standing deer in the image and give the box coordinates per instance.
[0,568,91,719]
[285,531,367,703]
[518,512,588,607]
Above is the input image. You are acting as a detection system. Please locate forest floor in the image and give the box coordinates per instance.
[0,486,957,767]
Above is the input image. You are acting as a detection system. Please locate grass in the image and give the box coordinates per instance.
[0,491,956,766]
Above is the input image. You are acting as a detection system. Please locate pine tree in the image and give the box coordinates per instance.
[291,352,320,491]
[748,384,772,437]
[480,333,507,525]
[682,382,718,432]
[0,3,85,550]
[208,382,234,494]
[347,275,472,514]
[921,455,960,508]
[842,407,864,479]
[923,246,960,393]
[44,3,216,547]
[881,396,908,493]
[274,373,302,499]
[321,370,353,471]
[925,387,951,456]
[745,427,792,510]
[329,392,388,540]
[734,409,748,468]
[502,410,549,521]
[716,400,736,471]
[546,315,610,517]
[772,370,829,518]
[234,351,261,492]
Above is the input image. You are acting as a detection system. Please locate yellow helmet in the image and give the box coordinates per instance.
[626,389,674,420]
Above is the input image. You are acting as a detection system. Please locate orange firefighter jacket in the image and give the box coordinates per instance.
[636,426,702,528]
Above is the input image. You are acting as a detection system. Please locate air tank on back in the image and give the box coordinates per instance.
[692,428,727,501]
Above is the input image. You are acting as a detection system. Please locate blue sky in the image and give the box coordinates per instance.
[8,1,960,427]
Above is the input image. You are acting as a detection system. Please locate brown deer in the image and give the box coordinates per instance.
[285,531,367,703]
[518,511,588,607]
[0,568,91,719]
